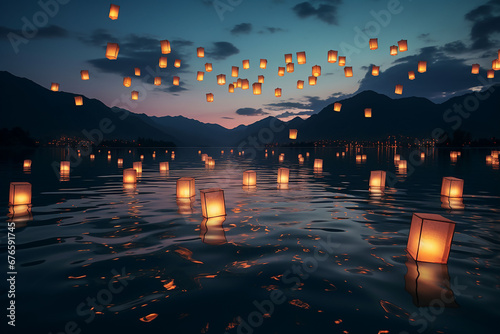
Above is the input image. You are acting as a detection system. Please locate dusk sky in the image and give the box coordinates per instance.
[1,0,499,128]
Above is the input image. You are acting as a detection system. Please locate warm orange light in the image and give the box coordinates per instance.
[117,158,123,167]
[364,108,372,118]
[421,152,425,159]
[398,39,408,52]
[200,216,227,245]
[275,88,282,97]
[338,56,346,66]
[204,63,213,73]
[406,213,456,264]
[90,154,95,160]
[390,45,398,56]
[314,159,323,169]
[160,40,171,54]
[285,53,293,63]
[232,66,239,77]
[154,77,161,86]
[286,62,294,73]
[344,67,353,77]
[60,161,70,174]
[50,83,59,91]
[395,84,403,95]
[134,68,141,76]
[133,161,142,174]
[394,154,401,162]
[207,158,215,168]
[200,188,226,218]
[487,69,494,78]
[159,162,169,172]
[80,70,89,80]
[106,43,119,60]
[131,91,139,100]
[241,79,249,90]
[243,170,257,186]
[441,177,464,198]
[471,64,479,74]
[173,76,180,86]
[334,102,342,112]
[493,59,500,71]
[123,77,131,87]
[206,93,214,102]
[308,76,317,85]
[312,65,321,77]
[372,65,379,76]
[197,71,204,81]
[201,154,208,162]
[296,51,306,64]
[159,56,167,68]
[123,168,137,184]
[260,59,267,69]
[289,129,298,139]
[177,177,195,198]
[369,170,386,194]
[398,160,408,170]
[327,50,338,63]
[297,80,304,89]
[74,96,83,106]
[243,59,250,69]
[408,71,415,80]
[9,182,32,206]
[277,168,289,184]
[228,84,235,93]
[252,82,262,95]
[278,67,285,76]
[197,47,204,58]
[109,4,120,20]
[418,61,427,73]
[217,74,226,85]
[23,160,32,168]
[258,75,264,84]
[369,38,378,50]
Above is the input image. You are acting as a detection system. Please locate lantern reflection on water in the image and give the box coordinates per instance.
[200,216,227,245]
[176,197,195,215]
[200,188,226,218]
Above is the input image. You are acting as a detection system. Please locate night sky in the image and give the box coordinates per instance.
[1,0,499,128]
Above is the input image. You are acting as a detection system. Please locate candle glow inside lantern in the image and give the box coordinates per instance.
[197,47,204,58]
[205,63,213,72]
[258,75,264,84]
[314,159,323,171]
[200,188,226,218]
[406,213,456,264]
[159,56,168,68]
[241,79,249,90]
[493,59,500,71]
[277,167,289,184]
[369,170,386,194]
[206,93,214,102]
[117,158,123,167]
[372,65,379,76]
[364,108,372,118]
[395,84,403,95]
[312,65,321,77]
[200,217,227,245]
[232,66,239,77]
[390,45,398,56]
[308,76,317,85]
[253,82,262,95]
[109,4,120,20]
[260,59,267,69]
[81,70,89,80]
[154,77,161,86]
[344,67,353,77]
[133,161,142,174]
[50,83,59,91]
[160,162,169,172]
[207,158,215,168]
[275,88,282,97]
[106,43,119,60]
[9,182,32,206]
[441,177,464,198]
[243,170,257,186]
[134,68,141,76]
[243,59,250,69]
[60,161,70,174]
[488,69,495,79]
[201,154,208,162]
[471,64,480,74]
[398,160,408,170]
[123,168,137,184]
[173,76,180,86]
[285,53,293,63]
[296,51,306,64]
[398,39,408,52]
[177,177,195,198]
[123,77,131,87]
[217,74,226,85]
[334,103,342,112]
[23,160,32,168]
[286,62,294,73]
[297,80,304,89]
[408,71,415,80]
[338,56,346,66]
[327,50,338,63]
[369,38,378,50]
[289,129,298,139]
[174,59,181,68]
[197,71,204,81]
[74,96,83,106]
[131,91,139,100]
[160,40,171,54]
[228,84,235,93]
[278,67,285,76]
[418,61,427,73]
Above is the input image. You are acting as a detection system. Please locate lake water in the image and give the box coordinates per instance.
[1,147,499,334]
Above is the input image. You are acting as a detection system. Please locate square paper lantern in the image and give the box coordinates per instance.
[327,50,338,63]
[364,108,372,118]
[289,129,298,139]
[106,43,119,60]
[334,103,342,112]
[441,177,464,198]
[275,88,282,97]
[109,4,120,20]
[312,65,321,77]
[296,51,306,64]
[197,47,205,58]
[395,84,403,95]
[471,64,480,74]
[314,159,323,169]
[369,38,378,50]
[80,70,89,80]
[487,69,494,78]
[390,45,398,56]
[123,77,131,87]
[285,53,293,63]
[177,177,195,198]
[205,63,213,72]
[297,80,304,89]
[418,61,427,73]
[201,154,208,161]
[260,59,267,69]
[131,91,139,100]
[243,170,257,186]
[50,83,59,91]
[408,71,415,80]
[200,188,226,218]
[231,66,239,77]
[160,162,169,172]
[159,56,168,68]
[253,82,262,95]
[60,161,70,174]
[406,213,456,264]
[277,167,289,184]
[174,59,181,68]
[398,160,408,170]
[206,93,214,102]
[308,76,317,85]
[217,74,226,85]
[134,68,141,76]
[241,79,249,90]
[258,75,264,84]
[286,62,294,73]
[278,67,285,76]
[398,39,408,52]
[493,59,500,71]
[154,77,161,86]
[369,170,386,193]
[197,71,204,81]
[243,59,250,69]
[9,182,32,206]
[117,158,123,168]
[74,96,83,106]
[173,76,180,86]
[133,161,142,174]
[23,160,32,168]
[338,56,346,66]
[344,67,353,77]
[228,84,235,93]
[160,40,171,54]
[123,168,137,184]
[372,65,379,76]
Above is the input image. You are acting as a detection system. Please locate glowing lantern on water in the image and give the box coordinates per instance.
[252,82,262,95]
[327,50,338,63]
[232,66,239,77]
[217,74,226,85]
[297,51,306,64]
[364,108,372,118]
[160,40,171,54]
[314,159,323,169]
[60,161,70,175]
[200,188,226,218]
[23,160,32,168]
[406,213,456,264]
[421,152,425,159]
[441,177,464,198]
[243,59,250,69]
[80,70,89,80]
[106,43,119,60]
[398,160,408,172]
[277,168,289,184]
[285,53,293,63]
[344,67,353,77]
[109,4,120,20]
[275,88,282,97]
[200,217,227,244]
[338,56,346,66]
[260,59,267,69]
[398,40,408,52]
[90,154,95,160]
[395,84,403,95]
[308,76,317,85]
[390,45,398,56]
[134,68,141,76]
[50,83,59,91]
[74,96,83,106]
[369,38,378,50]
[177,177,195,198]
[207,158,215,168]
[289,129,298,139]
[117,158,123,168]
[206,93,214,102]
[131,91,139,100]
[228,84,235,93]
[418,61,427,73]
[334,103,342,112]
[243,170,257,186]
[394,154,401,162]
[312,65,321,77]
[133,161,142,174]
[140,155,144,160]
[286,63,294,73]
[471,64,480,74]
[123,77,131,87]
[205,63,213,73]
[123,168,137,184]
[174,59,181,68]
[372,66,380,76]
[159,57,167,68]
[493,59,500,71]
[9,182,32,206]
[258,75,264,84]
[197,71,204,81]
[201,154,208,161]
[408,71,415,80]
[159,162,169,172]
[241,79,249,90]
[154,77,161,86]
[369,170,386,194]
[173,76,180,86]
[487,70,494,78]
[297,80,304,89]
[197,47,204,58]
[278,67,285,76]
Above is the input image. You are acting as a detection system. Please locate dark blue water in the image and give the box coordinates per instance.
[1,147,499,334]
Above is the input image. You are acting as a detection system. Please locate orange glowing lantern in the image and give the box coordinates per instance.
[327,50,338,63]
[133,161,142,174]
[154,77,161,86]
[200,188,226,218]
[174,59,181,68]
[471,64,480,74]
[9,182,32,206]
[418,61,427,73]
[260,59,267,69]
[369,170,386,194]
[72,95,83,106]
[334,102,342,112]
[395,84,403,95]
[253,82,262,95]
[369,38,378,50]
[390,45,398,56]
[338,56,346,66]
[131,91,139,100]
[228,84,235,93]
[206,93,214,102]
[50,83,59,91]
[134,68,141,76]
[243,59,250,69]
[372,65,380,76]
[441,177,464,198]
[278,67,285,76]
[314,159,323,169]
[344,67,353,77]
[201,154,208,162]
[398,39,408,52]
[241,79,249,90]
[106,43,119,60]
[173,76,180,86]
[285,53,293,63]
[123,168,137,184]
[493,59,500,71]
[232,66,239,77]
[159,162,169,172]
[197,47,204,58]
[394,154,401,162]
[275,88,282,97]
[258,75,264,84]
[123,77,131,87]
[90,154,95,160]
[277,167,289,184]
[200,217,227,245]
[217,74,226,85]
[236,78,242,88]
[243,170,257,186]
[160,40,171,54]
[23,160,32,169]
[297,80,304,89]
[60,161,70,174]
[312,65,321,77]
[406,213,456,264]
[296,51,306,64]
[308,76,317,85]
[399,160,408,170]
[177,177,195,198]
[109,4,120,20]
[80,70,89,80]
[286,62,294,73]
[289,129,298,139]
[197,71,204,81]
[408,71,415,80]
[364,108,372,118]
[159,56,167,68]
[205,63,213,72]
[487,70,494,78]
[207,158,215,168]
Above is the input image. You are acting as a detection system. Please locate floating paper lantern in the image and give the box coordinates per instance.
[60,161,70,174]
[197,47,204,58]
[160,40,171,54]
[334,103,342,112]
[390,45,398,56]
[394,154,401,162]
[327,50,338,63]
[285,53,293,63]
[90,154,95,160]
[344,67,353,77]
[252,82,262,95]
[159,162,169,172]
[369,38,378,50]
[406,213,456,264]
[123,77,131,87]
[228,84,235,93]
[201,154,208,161]
[123,168,137,184]
[206,93,214,102]
[117,158,123,168]
[369,170,386,194]
[200,188,226,218]
[338,56,346,66]
[493,59,500,71]
[314,159,323,169]
[372,66,379,76]
[133,161,142,174]
[260,59,267,69]
[134,68,141,76]
[395,84,403,95]
[418,61,427,73]
[74,96,83,106]
[174,59,181,68]
[296,51,306,64]
[241,79,249,90]
[487,70,494,78]
[258,75,264,84]
[471,64,480,74]
[243,170,257,186]
[398,39,408,52]
[421,152,425,159]
[278,67,285,76]
[277,168,289,184]
[286,62,294,73]
[200,217,227,245]
[217,74,226,85]
[204,63,213,73]
[106,43,119,60]
[243,59,250,69]
[23,160,32,169]
[364,108,372,118]
[289,129,298,139]
[312,65,321,77]
[308,76,317,85]
[159,56,167,68]
[177,177,195,198]
[279,154,284,162]
[275,88,282,97]
[80,70,89,80]
[131,91,139,100]
[154,77,161,86]
[9,182,32,206]
[173,76,180,86]
[50,83,59,91]
[207,158,215,168]
[197,71,204,81]
[441,177,464,198]
[399,160,408,171]
[232,66,239,77]
[408,71,415,80]
[297,80,304,89]
[109,4,120,20]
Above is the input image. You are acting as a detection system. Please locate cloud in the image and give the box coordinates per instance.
[417,33,436,44]
[292,0,342,25]
[465,0,500,50]
[0,25,68,39]
[230,23,252,35]
[221,116,234,119]
[265,93,349,117]
[235,107,269,116]
[275,111,313,118]
[206,41,240,60]
[259,27,286,34]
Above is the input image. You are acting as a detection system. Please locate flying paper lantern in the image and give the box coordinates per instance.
[390,45,398,56]
[369,38,378,50]
[277,167,289,184]
[258,75,264,84]
[369,170,386,194]
[406,213,456,264]
[159,40,171,54]
[493,59,500,71]
[106,43,119,60]
[418,61,427,73]
[312,65,321,77]
[260,59,267,69]
[372,65,380,76]
[174,59,181,68]
[275,88,282,97]
[252,82,262,95]
[80,70,89,80]
[278,67,285,76]
[134,68,141,76]
[441,177,464,198]
[123,77,131,87]
[243,170,257,186]
[241,79,249,90]
[289,129,298,139]
[206,93,214,102]
[9,182,32,206]
[200,188,226,218]
[232,66,239,77]
[308,76,317,85]
[243,59,250,69]
[334,103,342,112]
[286,62,294,73]
[197,71,204,81]
[296,51,306,64]
[471,64,479,74]
[364,108,372,118]
[327,50,338,63]
[314,159,323,169]
[50,83,59,91]
[131,91,139,100]
[109,4,120,20]
[173,76,180,86]
[228,84,235,93]
[177,177,195,198]
[217,74,226,85]
[200,216,227,245]
[337,56,346,66]
[197,47,204,58]
[487,69,495,78]
[159,57,168,68]
[395,84,403,95]
[285,53,293,63]
[123,168,137,184]
[297,80,304,89]
[74,96,83,106]
[408,71,415,80]
[344,67,353,77]
[398,39,408,52]
[154,77,161,86]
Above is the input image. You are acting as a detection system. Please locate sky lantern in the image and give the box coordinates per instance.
[487,69,494,78]
[105,43,119,60]
[286,62,294,73]
[133,161,142,174]
[197,47,204,57]
[275,88,282,97]
[232,66,239,77]
[344,67,353,77]
[200,188,226,218]
[159,56,167,68]
[50,83,59,91]
[369,38,378,50]
[173,76,180,86]
[206,93,214,102]
[260,59,267,69]
[197,71,204,81]
[408,71,415,80]
[338,56,346,66]
[369,170,386,194]
[285,53,293,63]
[205,63,213,72]
[74,96,83,106]
[252,82,262,95]
[241,79,249,90]
[243,170,257,186]
[177,177,195,198]
[123,168,137,184]
[308,76,317,85]
[493,59,499,70]
[228,84,235,93]
[406,213,456,264]
[174,59,181,68]
[296,51,306,64]
[314,159,323,170]
[441,177,464,198]
[297,80,304,89]
[398,39,408,52]
[371,65,380,76]
[395,84,403,95]
[217,74,226,85]
[277,168,289,184]
[123,77,131,87]
[334,102,342,112]
[131,91,139,100]
[364,108,372,118]
[243,59,250,69]
[418,61,427,73]
[312,65,321,77]
[327,50,338,63]
[159,162,169,172]
[134,68,141,76]
[160,40,171,54]
[80,70,89,80]
[471,64,480,74]
[9,182,32,206]
[109,4,120,20]
[278,67,285,76]
[390,45,398,56]
[258,75,264,83]
[289,129,298,139]
[154,77,161,86]
[236,78,242,88]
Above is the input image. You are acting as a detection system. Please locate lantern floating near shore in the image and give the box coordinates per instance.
[277,167,289,184]
[74,96,83,106]
[160,40,171,54]
[197,47,204,58]
[398,160,408,171]
[109,4,120,20]
[327,50,338,63]
[23,160,32,172]
[50,83,59,91]
[369,38,378,50]
[160,162,169,172]
[314,159,323,171]
[80,70,89,80]
[275,88,282,97]
[418,61,427,73]
[372,65,380,76]
[200,188,226,218]
[471,64,480,74]
[9,182,32,206]
[395,84,403,95]
[60,161,70,176]
[406,213,456,264]
[117,158,123,168]
[106,43,119,60]
[177,177,195,198]
[206,93,214,102]
[123,77,131,87]
[441,177,464,198]
[243,170,257,186]
[297,51,306,64]
[133,161,142,174]
[289,129,298,139]
[123,168,137,184]
[243,59,250,69]
[364,108,372,118]
[369,170,386,194]
[334,103,342,112]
